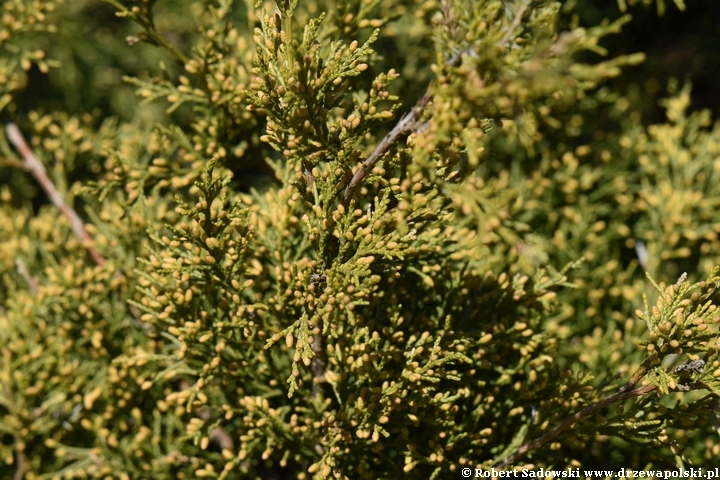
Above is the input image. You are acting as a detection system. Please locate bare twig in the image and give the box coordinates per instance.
[617,359,650,394]
[494,376,656,467]
[101,0,189,64]
[13,447,27,480]
[15,258,39,295]
[5,123,106,266]
[341,92,432,206]
[499,5,528,50]
[310,320,327,399]
[340,43,487,207]
[340,4,565,208]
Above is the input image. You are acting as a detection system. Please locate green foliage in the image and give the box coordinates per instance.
[2,0,720,478]
[0,0,62,112]
[617,0,686,16]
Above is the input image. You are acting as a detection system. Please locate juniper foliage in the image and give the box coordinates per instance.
[1,0,720,478]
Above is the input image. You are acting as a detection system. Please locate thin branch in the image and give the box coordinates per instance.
[494,383,656,467]
[5,123,106,266]
[13,447,27,480]
[341,92,432,206]
[101,0,189,64]
[340,0,467,207]
[15,258,39,295]
[340,42,485,207]
[340,4,577,207]
[618,359,651,394]
[310,319,327,399]
[499,5,528,50]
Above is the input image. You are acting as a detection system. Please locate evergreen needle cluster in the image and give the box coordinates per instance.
[1,0,718,478]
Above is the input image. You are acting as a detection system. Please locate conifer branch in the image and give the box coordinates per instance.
[13,447,27,480]
[339,43,468,207]
[101,0,190,64]
[617,358,651,394]
[178,380,234,450]
[494,382,657,467]
[5,123,106,266]
[310,319,327,398]
[15,258,39,295]
[341,91,431,206]
[499,5,528,49]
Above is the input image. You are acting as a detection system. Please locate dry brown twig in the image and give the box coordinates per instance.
[13,447,27,480]
[494,360,655,467]
[15,258,39,295]
[341,5,529,207]
[341,92,432,206]
[499,5,528,49]
[5,122,106,266]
